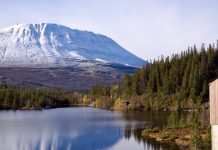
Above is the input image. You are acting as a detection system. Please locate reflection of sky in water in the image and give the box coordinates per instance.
[0,108,171,150]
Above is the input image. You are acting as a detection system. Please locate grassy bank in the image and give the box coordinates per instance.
[142,127,211,149]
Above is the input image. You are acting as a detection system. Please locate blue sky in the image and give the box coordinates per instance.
[0,0,218,60]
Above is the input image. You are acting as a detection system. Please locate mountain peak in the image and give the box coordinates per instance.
[0,23,146,67]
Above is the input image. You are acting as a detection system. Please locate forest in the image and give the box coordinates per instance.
[89,43,218,110]
[0,85,82,109]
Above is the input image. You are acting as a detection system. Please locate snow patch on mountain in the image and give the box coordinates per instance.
[0,23,146,67]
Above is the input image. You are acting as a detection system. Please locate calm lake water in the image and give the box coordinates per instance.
[0,107,209,150]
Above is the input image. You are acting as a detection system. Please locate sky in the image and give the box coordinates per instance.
[0,0,218,60]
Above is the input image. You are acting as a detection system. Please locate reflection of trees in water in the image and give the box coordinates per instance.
[122,110,209,150]
[122,110,171,128]
[124,125,131,140]
[122,110,209,128]
[168,110,209,128]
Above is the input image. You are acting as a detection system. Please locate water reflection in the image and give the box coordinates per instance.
[0,108,123,150]
[0,108,208,150]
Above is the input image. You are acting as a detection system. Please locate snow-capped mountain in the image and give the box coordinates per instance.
[0,23,146,67]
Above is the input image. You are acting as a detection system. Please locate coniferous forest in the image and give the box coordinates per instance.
[90,43,218,110]
[0,85,82,109]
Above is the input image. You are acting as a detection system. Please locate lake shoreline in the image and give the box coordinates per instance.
[142,127,195,149]
[0,105,211,149]
[0,104,87,111]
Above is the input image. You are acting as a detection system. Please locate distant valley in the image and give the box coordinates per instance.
[0,62,137,92]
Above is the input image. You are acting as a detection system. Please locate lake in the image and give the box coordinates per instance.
[0,107,209,150]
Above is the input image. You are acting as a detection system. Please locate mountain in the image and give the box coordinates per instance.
[0,23,146,67]
[0,23,147,91]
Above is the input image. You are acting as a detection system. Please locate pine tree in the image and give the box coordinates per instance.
[123,74,133,97]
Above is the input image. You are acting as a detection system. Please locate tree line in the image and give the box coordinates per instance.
[90,42,218,110]
[0,85,83,109]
